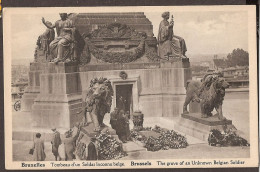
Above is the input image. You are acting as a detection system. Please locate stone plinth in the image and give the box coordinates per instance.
[21,62,47,111]
[44,62,78,73]
[174,113,235,141]
[31,62,83,129]
[75,123,121,160]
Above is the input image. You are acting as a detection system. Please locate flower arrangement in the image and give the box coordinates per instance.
[130,125,188,152]
[96,133,127,160]
[208,129,250,147]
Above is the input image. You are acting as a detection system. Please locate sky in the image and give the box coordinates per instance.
[10,10,248,61]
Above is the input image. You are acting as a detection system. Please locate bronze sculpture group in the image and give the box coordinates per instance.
[82,77,113,132]
[38,13,84,63]
[183,72,230,120]
[80,77,130,143]
[37,11,187,64]
[37,12,230,130]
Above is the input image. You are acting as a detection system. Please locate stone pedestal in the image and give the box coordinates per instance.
[31,62,83,129]
[75,123,120,160]
[21,62,47,111]
[174,113,235,141]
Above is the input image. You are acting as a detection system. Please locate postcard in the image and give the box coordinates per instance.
[3,6,258,169]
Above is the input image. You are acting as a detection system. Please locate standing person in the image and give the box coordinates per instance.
[125,111,130,119]
[58,141,66,161]
[63,131,79,161]
[31,133,46,161]
[86,138,98,160]
[110,107,119,130]
[117,110,127,143]
[123,112,131,141]
[51,128,61,161]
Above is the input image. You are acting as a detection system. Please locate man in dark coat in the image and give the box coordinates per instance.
[117,110,129,143]
[51,128,62,161]
[87,137,98,160]
[63,130,79,161]
[124,112,131,141]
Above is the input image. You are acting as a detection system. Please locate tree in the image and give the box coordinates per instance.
[226,48,249,67]
[213,58,227,69]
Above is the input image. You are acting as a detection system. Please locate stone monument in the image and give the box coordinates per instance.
[21,12,191,131]
[175,74,236,141]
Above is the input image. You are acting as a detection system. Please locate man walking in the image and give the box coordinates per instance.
[51,128,62,161]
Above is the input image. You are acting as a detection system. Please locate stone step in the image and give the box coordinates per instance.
[174,116,236,141]
[122,141,146,153]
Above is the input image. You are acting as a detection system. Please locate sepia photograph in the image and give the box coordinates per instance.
[3,6,258,169]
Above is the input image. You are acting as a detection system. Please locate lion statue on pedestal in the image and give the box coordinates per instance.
[183,73,230,120]
[83,77,113,131]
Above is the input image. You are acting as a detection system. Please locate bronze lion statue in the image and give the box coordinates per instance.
[83,77,114,131]
[183,73,230,120]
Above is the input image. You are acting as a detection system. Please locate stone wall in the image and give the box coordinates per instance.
[79,60,191,118]
[70,13,154,37]
[24,59,190,129]
[21,62,47,111]
[31,63,83,129]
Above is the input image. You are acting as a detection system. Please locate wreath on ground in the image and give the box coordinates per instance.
[75,131,127,160]
[130,125,188,152]
[208,129,250,147]
[96,132,127,160]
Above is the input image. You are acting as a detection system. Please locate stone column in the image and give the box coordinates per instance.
[31,62,83,129]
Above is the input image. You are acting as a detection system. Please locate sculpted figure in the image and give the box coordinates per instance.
[183,73,229,120]
[84,78,113,131]
[158,12,187,59]
[42,13,80,63]
[34,21,55,62]
[37,21,55,57]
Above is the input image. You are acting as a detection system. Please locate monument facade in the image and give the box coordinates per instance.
[21,12,191,129]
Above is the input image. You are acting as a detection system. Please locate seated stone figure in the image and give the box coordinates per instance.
[36,21,55,60]
[158,11,187,59]
[42,13,78,64]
